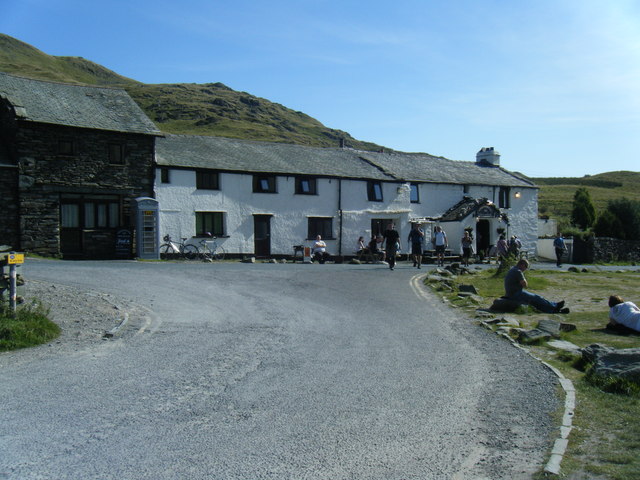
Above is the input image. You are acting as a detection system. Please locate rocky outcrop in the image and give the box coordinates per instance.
[581,344,640,384]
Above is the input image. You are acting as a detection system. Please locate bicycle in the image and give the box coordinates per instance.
[197,234,226,261]
[159,235,199,260]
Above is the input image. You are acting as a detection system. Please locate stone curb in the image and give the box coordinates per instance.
[103,312,130,338]
[482,321,574,476]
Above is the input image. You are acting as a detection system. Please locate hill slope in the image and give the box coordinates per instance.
[0,33,383,150]
[531,171,640,226]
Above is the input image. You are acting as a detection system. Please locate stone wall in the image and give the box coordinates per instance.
[0,165,19,249]
[13,123,155,256]
[573,237,640,264]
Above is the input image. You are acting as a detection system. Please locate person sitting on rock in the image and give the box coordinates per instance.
[607,295,640,333]
[504,258,569,313]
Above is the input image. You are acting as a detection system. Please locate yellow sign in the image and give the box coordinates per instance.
[7,253,24,265]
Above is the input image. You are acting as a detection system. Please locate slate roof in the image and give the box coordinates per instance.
[360,151,535,187]
[156,134,395,180]
[440,196,505,222]
[157,134,537,188]
[0,72,161,136]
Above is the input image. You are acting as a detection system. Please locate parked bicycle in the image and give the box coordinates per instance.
[198,233,226,261]
[159,235,199,260]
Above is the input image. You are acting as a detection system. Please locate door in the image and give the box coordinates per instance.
[477,219,491,257]
[254,215,271,257]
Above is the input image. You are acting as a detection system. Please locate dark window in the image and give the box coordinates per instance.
[108,143,125,165]
[295,177,317,195]
[463,184,470,194]
[367,181,383,202]
[196,170,220,190]
[499,187,511,208]
[308,217,333,239]
[196,212,225,236]
[410,183,420,203]
[253,175,277,193]
[60,195,120,229]
[160,167,170,184]
[58,139,74,155]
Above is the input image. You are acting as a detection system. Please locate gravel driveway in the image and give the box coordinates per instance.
[1,260,559,479]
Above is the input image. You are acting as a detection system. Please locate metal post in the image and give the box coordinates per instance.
[9,254,17,313]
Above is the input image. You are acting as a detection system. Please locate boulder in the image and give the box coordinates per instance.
[538,319,561,337]
[489,297,522,313]
[582,344,640,383]
[519,328,552,344]
[458,284,479,294]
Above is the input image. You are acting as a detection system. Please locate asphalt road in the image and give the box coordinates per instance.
[0,260,559,479]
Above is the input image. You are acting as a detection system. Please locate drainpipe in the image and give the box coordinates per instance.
[338,178,343,256]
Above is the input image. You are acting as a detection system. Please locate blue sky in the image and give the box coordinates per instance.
[2,0,639,177]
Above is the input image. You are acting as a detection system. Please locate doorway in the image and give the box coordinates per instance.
[254,215,271,257]
[476,219,491,258]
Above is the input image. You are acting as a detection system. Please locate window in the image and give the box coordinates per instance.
[410,183,420,203]
[367,181,383,202]
[108,143,125,165]
[295,177,317,195]
[498,187,511,209]
[253,175,277,193]
[196,170,220,190]
[160,167,170,184]
[308,217,333,239]
[60,195,120,229]
[463,185,470,194]
[196,212,225,237]
[58,139,74,155]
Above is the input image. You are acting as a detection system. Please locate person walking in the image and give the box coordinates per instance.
[408,223,425,269]
[553,233,567,267]
[433,225,448,267]
[383,222,400,270]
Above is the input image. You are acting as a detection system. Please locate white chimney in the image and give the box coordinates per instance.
[476,147,500,166]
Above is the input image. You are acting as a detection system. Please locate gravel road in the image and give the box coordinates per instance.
[0,260,559,479]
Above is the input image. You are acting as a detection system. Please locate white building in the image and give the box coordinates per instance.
[155,136,538,258]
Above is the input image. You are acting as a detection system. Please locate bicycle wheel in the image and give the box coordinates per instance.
[182,244,199,260]
[213,245,226,261]
[159,243,176,259]
[200,247,213,262]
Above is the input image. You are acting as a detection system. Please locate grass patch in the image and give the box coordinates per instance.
[426,266,640,479]
[0,301,60,351]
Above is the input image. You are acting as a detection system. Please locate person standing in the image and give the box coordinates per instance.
[461,230,473,267]
[553,233,567,267]
[433,225,448,267]
[383,222,400,270]
[408,223,425,269]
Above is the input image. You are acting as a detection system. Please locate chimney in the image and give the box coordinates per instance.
[476,147,500,166]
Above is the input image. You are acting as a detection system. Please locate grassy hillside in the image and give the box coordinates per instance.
[0,33,384,151]
[532,171,640,227]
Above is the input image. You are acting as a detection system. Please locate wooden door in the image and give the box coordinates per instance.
[254,215,271,257]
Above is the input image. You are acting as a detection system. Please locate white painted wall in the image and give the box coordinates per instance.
[155,167,539,258]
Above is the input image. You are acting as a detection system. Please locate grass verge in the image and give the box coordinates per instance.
[0,300,60,351]
[426,264,640,479]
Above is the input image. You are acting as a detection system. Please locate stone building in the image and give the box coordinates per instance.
[0,72,161,258]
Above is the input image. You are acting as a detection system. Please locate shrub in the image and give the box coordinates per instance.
[572,187,596,230]
[0,301,60,351]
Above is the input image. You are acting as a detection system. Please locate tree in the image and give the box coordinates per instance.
[593,198,640,239]
[571,187,596,230]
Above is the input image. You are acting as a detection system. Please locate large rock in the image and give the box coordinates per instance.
[490,297,522,313]
[581,344,640,383]
[458,284,479,294]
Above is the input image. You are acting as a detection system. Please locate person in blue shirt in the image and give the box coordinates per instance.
[553,233,567,267]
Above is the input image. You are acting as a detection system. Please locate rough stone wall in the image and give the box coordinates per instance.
[592,237,640,263]
[0,166,19,249]
[15,123,155,256]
